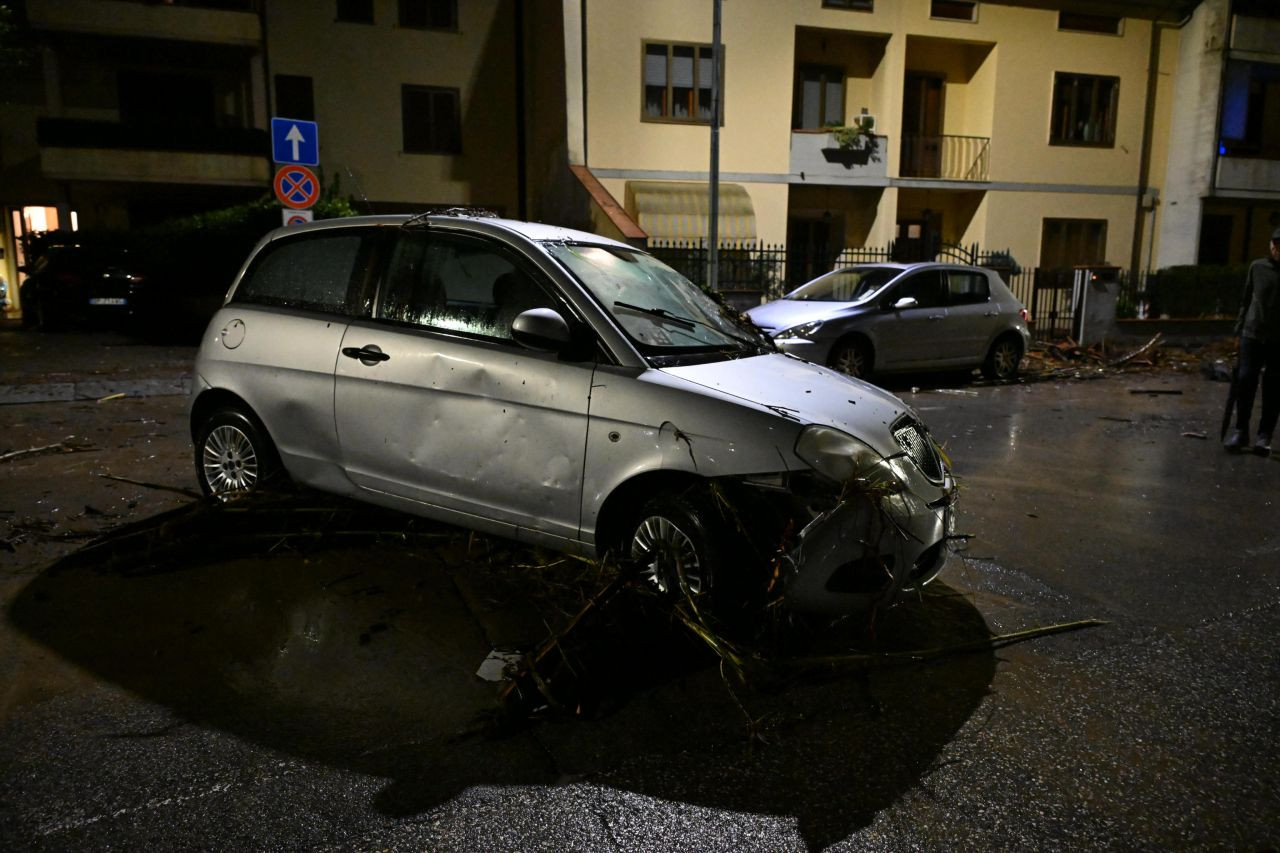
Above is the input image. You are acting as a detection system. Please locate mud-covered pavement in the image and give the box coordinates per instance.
[0,330,1276,850]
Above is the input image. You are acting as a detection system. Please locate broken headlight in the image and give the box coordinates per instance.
[795,424,903,491]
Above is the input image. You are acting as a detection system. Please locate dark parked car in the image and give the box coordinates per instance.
[19,245,147,331]
[746,262,1032,381]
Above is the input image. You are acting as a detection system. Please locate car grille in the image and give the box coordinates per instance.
[893,419,945,484]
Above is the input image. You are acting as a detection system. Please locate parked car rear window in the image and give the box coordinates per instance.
[947,271,991,304]
[235,233,367,314]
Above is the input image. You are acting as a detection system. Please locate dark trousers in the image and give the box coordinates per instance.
[1236,335,1280,438]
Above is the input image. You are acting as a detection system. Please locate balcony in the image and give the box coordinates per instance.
[26,0,262,46]
[899,135,990,182]
[790,130,889,184]
[1215,155,1280,196]
[37,118,269,186]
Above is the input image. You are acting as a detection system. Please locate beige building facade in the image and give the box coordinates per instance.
[3,0,1279,316]
[570,0,1277,279]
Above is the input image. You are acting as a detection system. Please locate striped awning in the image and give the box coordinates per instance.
[626,181,757,244]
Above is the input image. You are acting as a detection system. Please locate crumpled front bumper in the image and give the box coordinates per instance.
[780,472,957,613]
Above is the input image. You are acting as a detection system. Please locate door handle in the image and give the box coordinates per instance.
[928,314,946,321]
[341,345,390,364]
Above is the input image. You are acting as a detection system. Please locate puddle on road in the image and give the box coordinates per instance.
[8,491,1003,847]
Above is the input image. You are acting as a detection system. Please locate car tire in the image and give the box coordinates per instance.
[829,337,873,380]
[982,335,1023,380]
[194,408,280,500]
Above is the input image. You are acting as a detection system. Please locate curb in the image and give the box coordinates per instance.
[0,377,192,405]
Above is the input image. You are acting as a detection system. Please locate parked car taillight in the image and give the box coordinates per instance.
[1019,307,1031,325]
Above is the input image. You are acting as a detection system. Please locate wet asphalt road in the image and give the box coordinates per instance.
[0,330,1276,850]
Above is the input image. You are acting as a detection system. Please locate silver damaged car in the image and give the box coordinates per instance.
[191,214,957,615]
[746,263,1031,382]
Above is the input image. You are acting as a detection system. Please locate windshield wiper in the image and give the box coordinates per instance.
[613,301,697,330]
[613,301,774,354]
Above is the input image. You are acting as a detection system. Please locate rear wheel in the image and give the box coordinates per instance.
[194,408,279,500]
[982,335,1023,380]
[829,337,872,380]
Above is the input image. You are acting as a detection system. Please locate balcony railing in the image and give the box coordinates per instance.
[37,118,268,156]
[900,134,990,181]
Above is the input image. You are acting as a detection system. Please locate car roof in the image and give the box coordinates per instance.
[832,261,992,273]
[272,213,635,251]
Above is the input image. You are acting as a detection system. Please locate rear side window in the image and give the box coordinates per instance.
[947,271,991,305]
[235,232,369,315]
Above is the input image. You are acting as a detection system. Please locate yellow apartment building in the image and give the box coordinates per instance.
[2,0,1279,317]
[568,0,1278,280]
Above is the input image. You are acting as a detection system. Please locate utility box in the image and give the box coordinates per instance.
[1073,265,1121,347]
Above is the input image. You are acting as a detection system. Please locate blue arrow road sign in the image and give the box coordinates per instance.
[271,117,319,166]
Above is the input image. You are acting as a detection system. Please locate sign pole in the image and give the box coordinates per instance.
[708,0,722,292]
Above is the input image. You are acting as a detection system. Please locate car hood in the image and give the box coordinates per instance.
[658,353,912,457]
[745,298,876,334]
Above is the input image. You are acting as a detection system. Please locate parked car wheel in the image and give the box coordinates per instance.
[982,334,1023,380]
[194,408,279,500]
[624,490,725,601]
[829,337,873,379]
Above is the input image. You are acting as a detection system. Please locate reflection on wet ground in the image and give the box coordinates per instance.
[10,492,998,847]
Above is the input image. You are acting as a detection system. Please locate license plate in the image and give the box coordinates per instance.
[88,297,127,306]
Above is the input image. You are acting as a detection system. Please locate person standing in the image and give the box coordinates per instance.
[1225,227,1280,456]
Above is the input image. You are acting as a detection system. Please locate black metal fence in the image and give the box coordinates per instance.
[648,240,1243,340]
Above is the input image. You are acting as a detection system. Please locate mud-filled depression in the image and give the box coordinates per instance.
[9,490,1000,848]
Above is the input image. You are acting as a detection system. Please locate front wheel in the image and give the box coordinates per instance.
[194,408,279,500]
[829,337,873,380]
[981,335,1023,380]
[626,491,721,600]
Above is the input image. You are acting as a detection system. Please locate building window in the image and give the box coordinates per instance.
[1220,60,1280,159]
[402,85,461,154]
[275,75,314,121]
[1040,219,1107,269]
[823,0,873,10]
[931,1,977,21]
[399,0,457,30]
[1050,73,1118,146]
[336,0,373,23]
[1235,0,1280,17]
[642,41,721,125]
[794,64,844,130]
[1058,12,1122,34]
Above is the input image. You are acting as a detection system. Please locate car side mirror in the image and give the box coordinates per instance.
[891,296,918,311]
[511,307,572,352]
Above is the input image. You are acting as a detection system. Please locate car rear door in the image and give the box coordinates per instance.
[333,227,595,545]
[942,268,1000,364]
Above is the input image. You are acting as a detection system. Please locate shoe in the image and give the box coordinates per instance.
[1253,433,1272,457]
[1224,428,1249,452]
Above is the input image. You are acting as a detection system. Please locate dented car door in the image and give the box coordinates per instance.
[333,228,594,545]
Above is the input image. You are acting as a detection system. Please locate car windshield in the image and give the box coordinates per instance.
[547,243,765,363]
[786,266,899,302]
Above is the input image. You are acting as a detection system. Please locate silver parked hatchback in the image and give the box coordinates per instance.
[191,214,957,615]
[745,263,1031,381]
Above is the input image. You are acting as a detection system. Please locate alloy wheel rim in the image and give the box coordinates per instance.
[202,424,259,497]
[834,347,864,377]
[994,342,1018,377]
[630,515,704,595]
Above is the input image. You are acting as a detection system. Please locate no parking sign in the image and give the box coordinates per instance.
[282,209,314,227]
[273,165,320,210]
